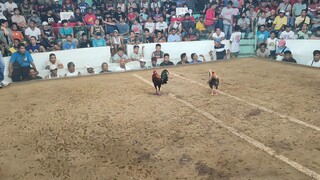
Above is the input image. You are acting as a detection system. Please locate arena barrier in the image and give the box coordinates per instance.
[2,40,318,82]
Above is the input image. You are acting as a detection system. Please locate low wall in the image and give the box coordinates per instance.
[2,40,318,82]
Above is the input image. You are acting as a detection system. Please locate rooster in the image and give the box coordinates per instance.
[152,69,169,95]
[208,69,219,95]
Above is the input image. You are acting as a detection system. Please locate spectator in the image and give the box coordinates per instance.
[0,20,12,46]
[79,0,89,14]
[52,0,62,20]
[266,10,276,30]
[184,27,198,41]
[0,2,6,21]
[62,34,77,50]
[292,0,306,18]
[277,0,292,17]
[257,25,270,45]
[111,30,124,55]
[62,0,75,12]
[113,7,126,21]
[276,39,290,60]
[151,0,161,12]
[113,48,129,62]
[8,39,20,55]
[307,0,320,19]
[130,45,144,61]
[152,7,162,22]
[220,1,236,39]
[256,43,270,58]
[11,8,28,30]
[117,0,126,12]
[190,53,206,64]
[131,19,143,35]
[73,8,84,22]
[177,53,189,65]
[28,12,42,27]
[257,12,267,26]
[104,17,118,35]
[168,28,181,42]
[160,53,174,66]
[297,23,312,39]
[246,6,257,28]
[272,10,287,32]
[142,28,154,43]
[100,62,112,73]
[115,17,129,37]
[127,31,141,44]
[114,58,127,72]
[79,33,92,48]
[295,9,310,30]
[237,12,251,39]
[45,53,64,70]
[139,59,147,69]
[41,21,60,51]
[128,0,138,12]
[311,12,320,32]
[267,31,278,58]
[25,20,41,41]
[213,38,230,60]
[41,10,57,25]
[279,25,295,39]
[154,30,166,42]
[73,21,87,42]
[151,57,158,67]
[155,16,168,34]
[181,13,195,36]
[28,68,43,80]
[8,43,38,82]
[85,65,96,75]
[311,27,320,40]
[145,16,156,34]
[90,19,105,39]
[230,25,241,58]
[11,23,24,42]
[209,27,225,40]
[26,36,46,53]
[4,0,18,15]
[0,52,9,88]
[310,50,320,67]
[65,62,81,77]
[127,7,137,25]
[205,3,217,32]
[282,51,297,63]
[59,20,75,40]
[93,32,106,47]
[163,0,172,11]
[84,8,96,26]
[168,19,182,34]
[196,16,207,37]
[45,65,61,79]
[152,43,164,61]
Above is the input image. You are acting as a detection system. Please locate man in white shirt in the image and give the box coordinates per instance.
[279,25,296,39]
[0,2,7,20]
[155,16,168,34]
[24,20,41,41]
[144,17,155,34]
[4,0,17,15]
[229,25,241,58]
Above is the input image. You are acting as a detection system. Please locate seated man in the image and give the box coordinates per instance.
[130,45,144,61]
[28,68,42,80]
[279,25,295,39]
[177,53,189,65]
[45,65,61,79]
[276,39,290,60]
[139,59,147,69]
[256,43,270,58]
[26,36,46,53]
[151,43,164,61]
[310,50,320,67]
[100,62,112,73]
[79,33,92,48]
[8,43,38,82]
[151,57,158,67]
[160,53,174,66]
[41,21,61,51]
[92,32,106,47]
[62,34,77,50]
[168,28,182,42]
[45,53,64,69]
[65,62,81,77]
[114,58,127,72]
[113,48,130,63]
[282,51,297,63]
[190,53,206,64]
[85,65,96,75]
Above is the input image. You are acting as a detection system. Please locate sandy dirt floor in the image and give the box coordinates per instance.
[0,58,319,180]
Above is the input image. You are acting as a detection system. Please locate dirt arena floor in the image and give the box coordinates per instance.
[0,58,319,180]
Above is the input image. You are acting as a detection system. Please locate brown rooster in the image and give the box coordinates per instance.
[208,69,220,95]
[152,69,169,95]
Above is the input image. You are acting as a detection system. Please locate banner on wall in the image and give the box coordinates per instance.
[176,7,189,16]
[60,12,75,21]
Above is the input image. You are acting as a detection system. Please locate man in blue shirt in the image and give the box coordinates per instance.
[63,35,77,50]
[257,25,270,46]
[190,53,206,64]
[26,36,46,53]
[8,43,38,82]
[92,32,106,47]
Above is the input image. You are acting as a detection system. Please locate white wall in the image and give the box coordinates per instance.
[285,40,320,66]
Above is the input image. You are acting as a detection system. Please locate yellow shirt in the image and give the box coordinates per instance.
[196,21,206,31]
[273,16,288,30]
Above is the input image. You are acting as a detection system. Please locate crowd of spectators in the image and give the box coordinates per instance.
[1,0,320,87]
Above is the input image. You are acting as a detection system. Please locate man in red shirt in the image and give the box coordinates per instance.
[84,8,96,26]
[205,3,217,32]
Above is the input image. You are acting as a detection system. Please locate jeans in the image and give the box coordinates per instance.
[0,53,4,82]
[223,24,232,40]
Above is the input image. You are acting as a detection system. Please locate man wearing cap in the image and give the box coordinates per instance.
[41,21,61,51]
[45,65,60,79]
[130,45,144,61]
[212,38,230,60]
[85,65,96,75]
[272,10,288,31]
[139,58,147,69]
[276,39,290,60]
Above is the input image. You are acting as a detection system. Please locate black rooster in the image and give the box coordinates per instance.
[152,69,169,95]
[208,70,219,95]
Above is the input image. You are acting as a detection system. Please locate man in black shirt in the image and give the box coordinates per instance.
[177,53,189,65]
[113,7,126,21]
[160,53,174,66]
[79,33,93,48]
[282,51,297,63]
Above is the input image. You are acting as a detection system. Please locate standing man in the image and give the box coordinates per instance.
[0,52,9,88]
[8,43,38,82]
[220,1,235,40]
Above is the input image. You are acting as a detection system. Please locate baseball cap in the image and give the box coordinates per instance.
[114,30,118,33]
[139,58,146,62]
[85,65,94,68]
[50,64,57,70]
[42,21,48,26]
[279,10,285,14]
